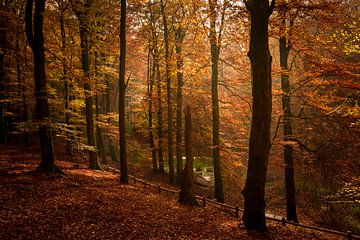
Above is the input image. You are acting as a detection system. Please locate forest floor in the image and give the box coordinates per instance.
[0,144,345,240]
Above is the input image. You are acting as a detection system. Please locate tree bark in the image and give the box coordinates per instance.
[25,0,60,173]
[60,9,71,155]
[209,0,224,202]
[155,44,164,173]
[94,52,107,164]
[119,0,128,183]
[73,0,101,170]
[178,105,198,206]
[175,27,185,185]
[148,46,157,173]
[279,8,298,223]
[0,27,6,144]
[241,0,275,231]
[160,0,174,184]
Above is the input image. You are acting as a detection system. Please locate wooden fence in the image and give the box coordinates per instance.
[109,168,360,240]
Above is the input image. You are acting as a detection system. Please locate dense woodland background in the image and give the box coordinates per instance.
[0,0,359,237]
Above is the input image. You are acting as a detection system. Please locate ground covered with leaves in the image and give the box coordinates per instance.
[0,145,342,239]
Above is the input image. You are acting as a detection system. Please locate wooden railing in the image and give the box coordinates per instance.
[108,168,360,240]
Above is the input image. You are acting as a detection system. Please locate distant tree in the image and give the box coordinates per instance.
[178,105,198,206]
[241,0,275,231]
[25,0,61,173]
[119,0,128,183]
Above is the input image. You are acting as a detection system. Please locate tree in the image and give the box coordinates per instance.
[208,0,226,203]
[119,0,128,183]
[175,26,185,184]
[72,0,101,170]
[160,0,174,184]
[178,105,198,206]
[278,2,298,222]
[241,0,275,231]
[25,0,61,173]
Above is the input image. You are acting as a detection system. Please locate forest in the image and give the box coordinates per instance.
[0,0,359,239]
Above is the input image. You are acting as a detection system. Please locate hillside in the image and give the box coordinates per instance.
[0,145,342,240]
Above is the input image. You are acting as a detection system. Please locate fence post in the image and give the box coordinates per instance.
[235,206,239,218]
[347,231,352,240]
[202,197,206,207]
[158,186,161,193]
[281,217,286,226]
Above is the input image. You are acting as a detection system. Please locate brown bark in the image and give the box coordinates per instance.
[178,106,198,206]
[241,0,275,231]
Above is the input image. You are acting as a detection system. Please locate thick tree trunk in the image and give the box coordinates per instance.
[209,0,224,202]
[25,0,60,173]
[119,0,128,183]
[175,28,185,185]
[178,106,198,206]
[241,0,275,231]
[160,0,174,184]
[279,10,298,223]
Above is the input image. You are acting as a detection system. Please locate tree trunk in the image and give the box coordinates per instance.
[94,52,107,164]
[209,0,224,202]
[155,46,164,173]
[119,0,128,183]
[241,0,275,231]
[178,105,198,206]
[148,46,157,173]
[73,0,101,170]
[0,27,6,144]
[175,27,185,185]
[279,8,298,223]
[25,0,60,173]
[160,0,174,184]
[60,11,71,155]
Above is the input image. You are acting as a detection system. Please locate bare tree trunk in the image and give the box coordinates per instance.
[25,0,60,173]
[178,106,198,206]
[241,0,275,231]
[279,7,298,223]
[160,0,174,184]
[119,0,128,183]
